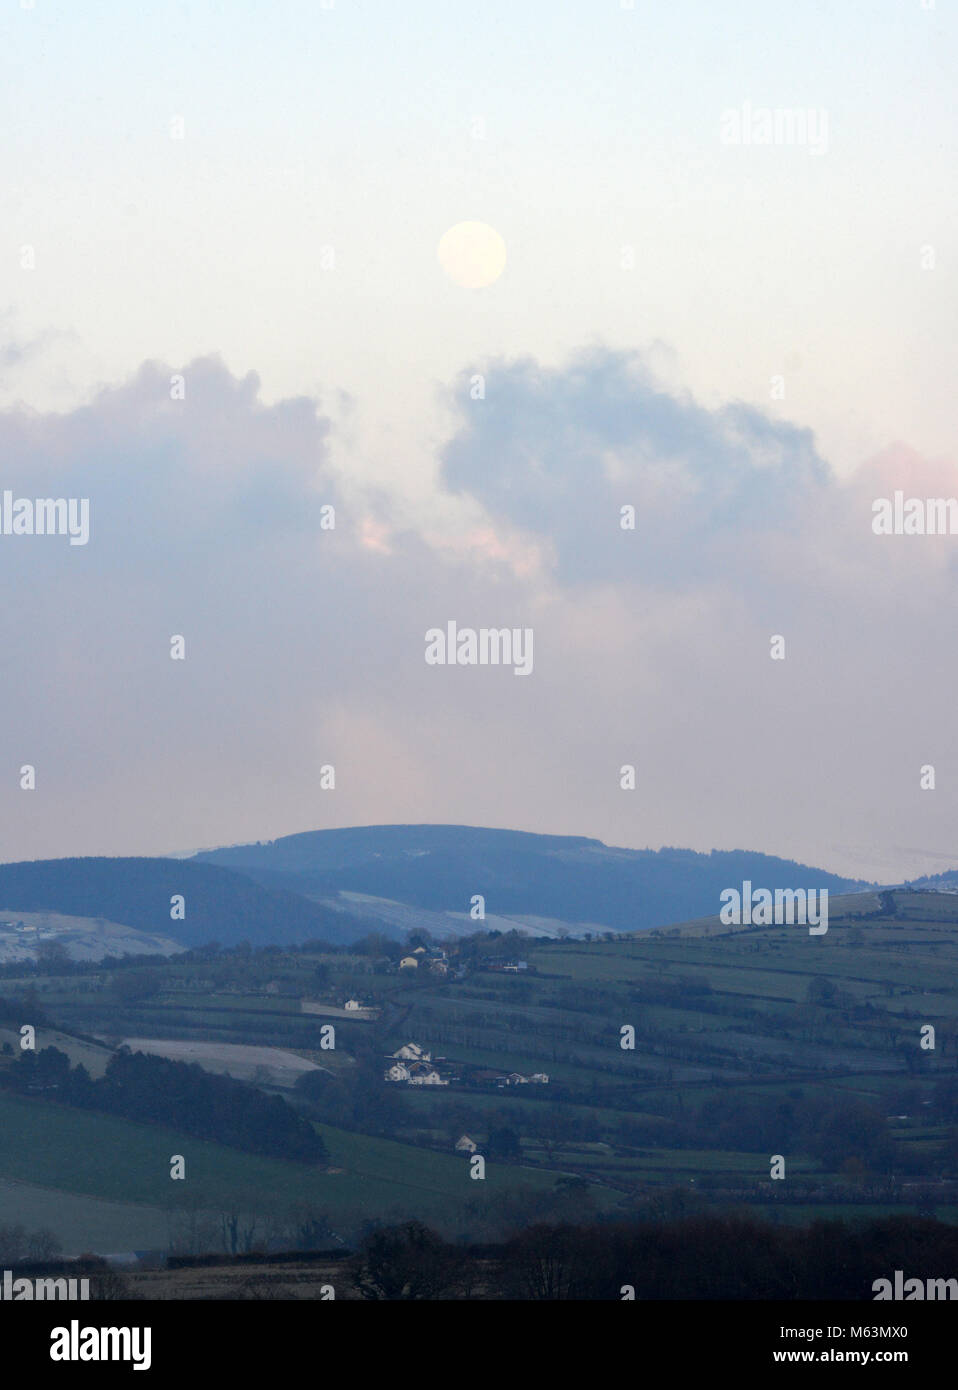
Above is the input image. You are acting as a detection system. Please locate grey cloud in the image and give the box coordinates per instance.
[440,348,831,586]
[1,348,956,885]
[0,354,538,861]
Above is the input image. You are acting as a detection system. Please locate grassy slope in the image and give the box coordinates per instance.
[0,1090,580,1248]
[380,894,958,1212]
[5,888,956,1243]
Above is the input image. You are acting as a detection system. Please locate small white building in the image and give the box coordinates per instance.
[392,1043,431,1062]
[529,1073,549,1084]
[385,1063,410,1082]
[407,1065,447,1086]
[399,956,419,970]
[455,1135,478,1154]
[344,999,366,1011]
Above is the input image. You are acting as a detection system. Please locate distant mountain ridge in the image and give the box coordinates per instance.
[194,824,871,937]
[0,829,881,951]
[0,857,365,948]
[903,867,958,891]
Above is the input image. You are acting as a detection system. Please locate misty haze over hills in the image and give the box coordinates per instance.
[12,823,958,953]
[193,824,869,941]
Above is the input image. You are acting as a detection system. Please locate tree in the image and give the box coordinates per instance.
[35,940,71,973]
[354,934,402,961]
[27,1229,62,1261]
[77,1259,136,1300]
[499,1224,591,1300]
[287,1204,335,1250]
[487,1125,521,1160]
[110,968,162,1004]
[806,976,836,1006]
[352,1222,466,1300]
[0,1226,27,1263]
[8,1046,328,1165]
[220,1211,261,1255]
[27,1045,72,1091]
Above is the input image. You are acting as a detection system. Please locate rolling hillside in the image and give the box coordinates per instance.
[1,885,956,1257]
[0,1090,577,1253]
[195,824,869,936]
[0,857,367,948]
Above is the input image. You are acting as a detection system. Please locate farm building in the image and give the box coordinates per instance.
[406,1062,447,1086]
[392,1043,431,1062]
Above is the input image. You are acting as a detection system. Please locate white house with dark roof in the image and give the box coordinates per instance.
[392,1042,431,1062]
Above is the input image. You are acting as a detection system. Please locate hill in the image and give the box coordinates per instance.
[195,823,869,936]
[905,868,958,893]
[5,884,958,1255]
[0,1090,578,1253]
[0,857,366,949]
[0,909,183,962]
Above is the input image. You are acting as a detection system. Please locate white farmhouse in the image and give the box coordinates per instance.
[392,1043,431,1062]
[407,1064,447,1086]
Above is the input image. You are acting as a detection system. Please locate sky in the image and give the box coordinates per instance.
[0,0,956,882]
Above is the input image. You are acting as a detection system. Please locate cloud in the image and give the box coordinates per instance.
[2,345,957,884]
[439,347,831,587]
[0,315,68,373]
[0,354,540,861]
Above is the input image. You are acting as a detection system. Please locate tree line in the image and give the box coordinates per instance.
[350,1212,958,1299]
[3,1045,327,1164]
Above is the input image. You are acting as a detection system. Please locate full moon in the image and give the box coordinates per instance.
[437,221,507,289]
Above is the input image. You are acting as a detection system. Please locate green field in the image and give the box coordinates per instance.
[4,887,957,1249]
[0,1090,593,1251]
